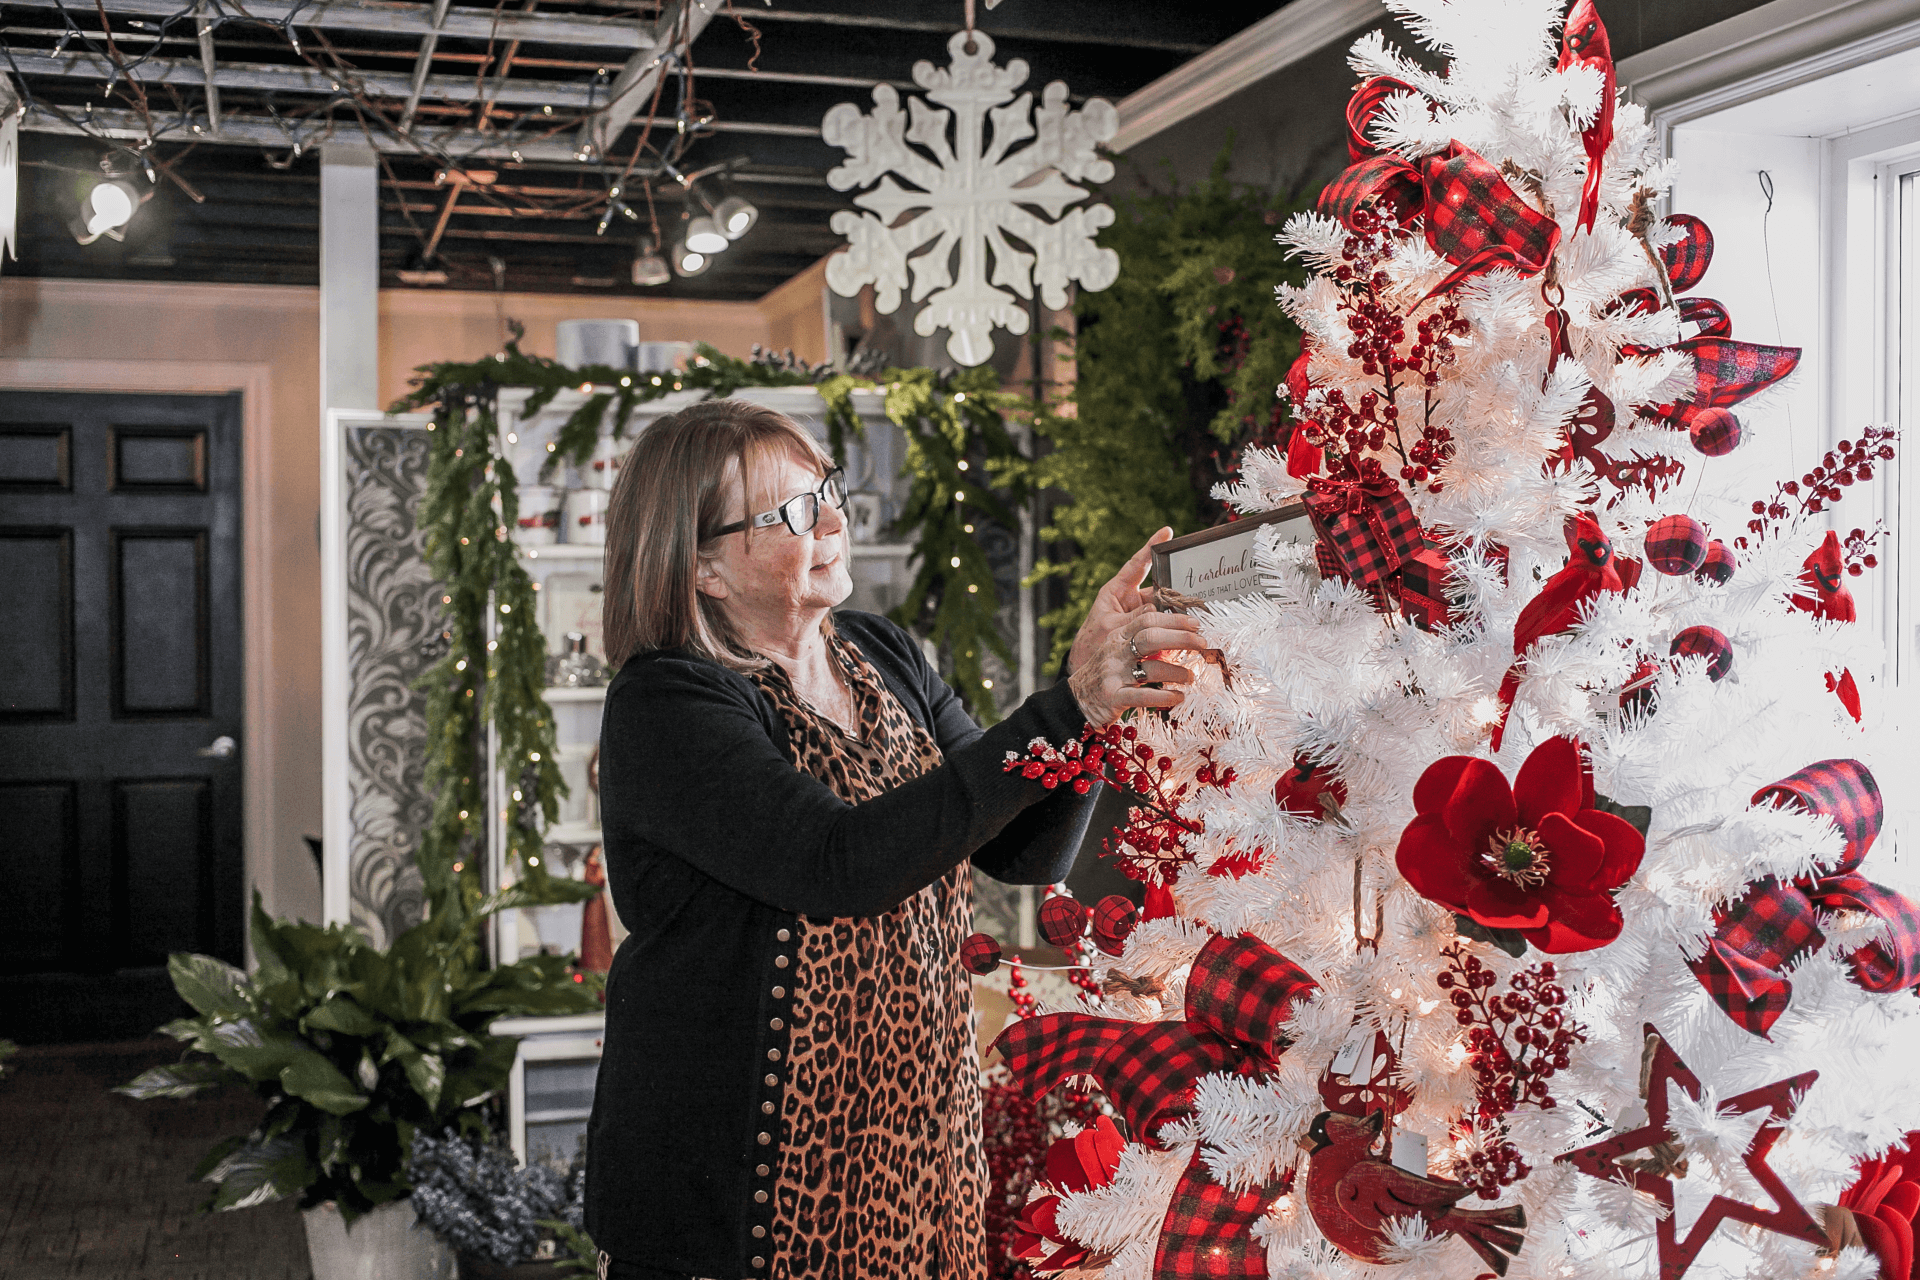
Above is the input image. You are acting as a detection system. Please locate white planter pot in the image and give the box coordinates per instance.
[301,1198,455,1280]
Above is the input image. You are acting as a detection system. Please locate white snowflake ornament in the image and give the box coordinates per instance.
[821,31,1120,367]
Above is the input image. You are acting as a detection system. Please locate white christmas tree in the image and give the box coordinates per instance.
[988,4,1920,1280]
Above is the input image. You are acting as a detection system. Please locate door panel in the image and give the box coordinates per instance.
[0,390,243,1043]
[0,781,79,970]
[0,530,74,719]
[113,530,211,717]
[115,778,215,966]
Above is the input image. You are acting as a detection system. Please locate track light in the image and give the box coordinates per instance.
[72,176,141,245]
[633,240,671,287]
[713,191,758,240]
[684,214,728,255]
[672,238,710,277]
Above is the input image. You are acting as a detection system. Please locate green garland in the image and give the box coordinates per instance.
[1015,149,1314,669]
[391,334,1031,892]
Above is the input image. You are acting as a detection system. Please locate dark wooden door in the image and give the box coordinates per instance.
[0,391,245,1043]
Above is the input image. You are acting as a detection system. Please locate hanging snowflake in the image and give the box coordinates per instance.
[820,30,1120,367]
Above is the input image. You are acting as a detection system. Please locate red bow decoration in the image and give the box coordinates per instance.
[1557,0,1614,233]
[991,932,1318,1146]
[1688,759,1920,1037]
[1490,516,1626,750]
[1304,473,1424,591]
[1011,1116,1125,1273]
[1559,1025,1825,1280]
[1344,74,1416,164]
[1318,137,1561,298]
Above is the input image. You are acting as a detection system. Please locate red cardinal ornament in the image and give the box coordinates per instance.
[1491,516,1626,749]
[1793,529,1857,621]
[1303,1110,1528,1275]
[1557,0,1614,233]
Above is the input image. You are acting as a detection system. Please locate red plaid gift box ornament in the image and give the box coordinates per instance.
[1689,759,1920,1036]
[991,932,1318,1146]
[1688,407,1742,456]
[1039,895,1090,949]
[1091,895,1139,956]
[1669,624,1733,681]
[1696,539,1736,585]
[1304,472,1424,592]
[1397,539,1456,631]
[1644,514,1709,576]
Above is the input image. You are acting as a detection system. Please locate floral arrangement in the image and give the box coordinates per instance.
[407,1129,595,1272]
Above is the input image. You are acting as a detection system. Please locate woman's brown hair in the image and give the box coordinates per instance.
[601,397,832,669]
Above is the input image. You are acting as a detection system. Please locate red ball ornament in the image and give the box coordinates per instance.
[1644,514,1709,576]
[1038,895,1090,949]
[960,932,1002,976]
[1696,539,1736,586]
[1670,625,1734,681]
[1688,407,1742,457]
[1090,895,1139,955]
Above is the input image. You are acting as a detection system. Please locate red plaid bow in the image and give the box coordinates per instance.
[991,933,1318,1146]
[1690,760,1920,1037]
[1318,141,1561,298]
[1152,1151,1290,1280]
[1305,474,1424,591]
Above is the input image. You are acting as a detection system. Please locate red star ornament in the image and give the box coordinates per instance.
[1558,1024,1826,1280]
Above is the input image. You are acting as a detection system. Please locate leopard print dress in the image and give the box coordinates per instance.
[747,627,987,1280]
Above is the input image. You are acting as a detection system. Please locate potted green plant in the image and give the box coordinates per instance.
[116,879,600,1280]
[407,1129,597,1276]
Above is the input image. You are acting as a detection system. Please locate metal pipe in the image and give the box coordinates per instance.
[193,0,220,135]
[1,0,652,48]
[397,0,452,135]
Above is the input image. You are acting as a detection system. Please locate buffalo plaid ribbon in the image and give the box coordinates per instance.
[1345,75,1415,163]
[1397,541,1454,632]
[1661,214,1714,292]
[1692,760,1920,1036]
[1152,1148,1289,1280]
[1316,141,1560,297]
[1304,475,1424,590]
[991,933,1318,1144]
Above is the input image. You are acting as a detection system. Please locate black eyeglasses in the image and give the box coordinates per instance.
[713,467,847,538]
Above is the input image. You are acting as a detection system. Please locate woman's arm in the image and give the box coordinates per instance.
[599,655,1089,919]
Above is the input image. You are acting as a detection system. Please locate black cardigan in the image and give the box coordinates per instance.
[583,610,1098,1277]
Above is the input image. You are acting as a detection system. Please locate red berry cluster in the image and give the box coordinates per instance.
[1005,726,1236,883]
[1842,524,1887,577]
[1740,425,1898,546]
[1290,205,1466,492]
[1437,942,1586,1198]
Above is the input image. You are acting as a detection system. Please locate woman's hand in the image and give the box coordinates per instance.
[1066,530,1206,726]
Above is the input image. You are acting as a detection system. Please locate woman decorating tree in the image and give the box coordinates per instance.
[583,398,1202,1280]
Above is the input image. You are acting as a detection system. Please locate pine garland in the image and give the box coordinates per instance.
[391,334,1034,899]
[1017,149,1313,669]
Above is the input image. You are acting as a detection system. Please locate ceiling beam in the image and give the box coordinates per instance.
[397,0,452,135]
[587,0,716,159]
[0,0,653,48]
[20,101,813,161]
[740,7,1213,53]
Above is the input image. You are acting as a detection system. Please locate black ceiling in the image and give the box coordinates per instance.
[5,0,1290,300]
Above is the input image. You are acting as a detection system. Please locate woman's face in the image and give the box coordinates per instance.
[696,448,852,630]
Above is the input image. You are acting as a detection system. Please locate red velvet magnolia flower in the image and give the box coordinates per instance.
[1395,738,1645,953]
[1010,1115,1126,1273]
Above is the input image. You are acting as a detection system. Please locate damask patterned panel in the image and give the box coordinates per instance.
[341,425,445,948]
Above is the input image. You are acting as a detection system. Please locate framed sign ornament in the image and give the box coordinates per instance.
[1150,503,1311,604]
